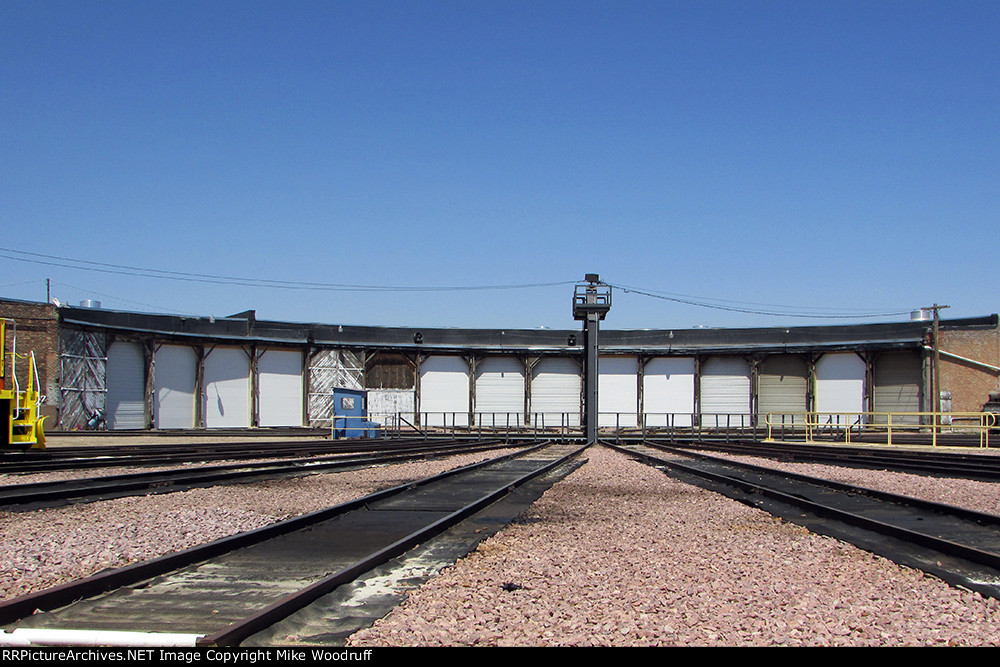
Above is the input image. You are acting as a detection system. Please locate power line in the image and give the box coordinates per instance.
[48,280,203,316]
[0,247,574,293]
[0,246,916,321]
[606,282,913,320]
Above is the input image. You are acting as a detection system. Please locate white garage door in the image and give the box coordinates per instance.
[475,357,525,426]
[531,357,581,427]
[420,356,470,427]
[815,352,867,420]
[873,351,922,424]
[153,344,196,429]
[643,357,695,427]
[757,355,809,419]
[700,356,751,428]
[599,356,638,427]
[106,341,145,430]
[203,347,250,428]
[259,349,304,427]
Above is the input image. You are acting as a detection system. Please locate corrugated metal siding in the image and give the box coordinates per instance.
[106,341,145,430]
[203,347,250,428]
[873,351,922,424]
[642,357,695,427]
[700,356,751,427]
[814,352,866,418]
[420,355,470,427]
[258,349,304,427]
[153,344,196,429]
[474,357,524,426]
[599,356,638,427]
[530,357,581,427]
[757,355,808,419]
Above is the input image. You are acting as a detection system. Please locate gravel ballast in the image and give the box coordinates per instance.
[4,444,1000,646]
[347,446,1000,647]
[0,450,515,601]
[707,450,1000,516]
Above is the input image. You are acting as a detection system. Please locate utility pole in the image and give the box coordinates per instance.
[573,274,611,444]
[924,304,949,424]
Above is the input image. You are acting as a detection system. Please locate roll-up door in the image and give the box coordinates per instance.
[814,352,866,420]
[757,355,808,424]
[700,356,751,428]
[259,349,304,427]
[153,344,196,429]
[106,341,145,430]
[203,347,250,428]
[530,357,581,427]
[873,351,922,424]
[419,356,470,427]
[599,356,638,427]
[474,357,524,427]
[643,357,695,427]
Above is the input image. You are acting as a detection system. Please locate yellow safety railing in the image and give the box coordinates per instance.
[764,412,996,448]
[3,318,46,448]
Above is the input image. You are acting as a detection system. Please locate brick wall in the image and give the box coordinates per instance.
[938,326,1000,413]
[0,299,60,422]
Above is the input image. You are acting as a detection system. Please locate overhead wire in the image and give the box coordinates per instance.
[48,280,203,316]
[605,281,914,320]
[0,247,914,321]
[0,247,575,293]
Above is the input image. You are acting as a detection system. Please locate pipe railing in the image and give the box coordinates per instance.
[763,411,997,448]
[362,411,997,448]
[379,412,760,441]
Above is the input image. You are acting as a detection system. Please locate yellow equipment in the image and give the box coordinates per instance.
[1,319,46,449]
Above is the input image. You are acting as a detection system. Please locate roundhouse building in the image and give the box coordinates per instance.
[2,298,998,435]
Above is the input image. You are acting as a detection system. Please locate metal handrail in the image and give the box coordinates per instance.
[5,320,19,404]
[359,409,997,448]
[764,411,996,448]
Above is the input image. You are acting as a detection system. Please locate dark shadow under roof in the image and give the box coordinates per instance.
[53,304,999,356]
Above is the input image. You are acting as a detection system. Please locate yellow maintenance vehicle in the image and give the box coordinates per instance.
[1,319,46,449]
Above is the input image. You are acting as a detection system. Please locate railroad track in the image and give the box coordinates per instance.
[0,441,588,647]
[0,440,523,511]
[657,437,1000,482]
[608,441,1000,602]
[0,437,496,474]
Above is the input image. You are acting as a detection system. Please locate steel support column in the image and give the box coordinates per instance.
[573,275,611,444]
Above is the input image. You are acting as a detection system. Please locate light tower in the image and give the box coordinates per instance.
[573,274,612,444]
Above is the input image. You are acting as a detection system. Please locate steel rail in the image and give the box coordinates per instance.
[202,442,588,646]
[0,437,473,473]
[656,438,1000,482]
[607,441,1000,593]
[0,442,586,646]
[0,440,520,510]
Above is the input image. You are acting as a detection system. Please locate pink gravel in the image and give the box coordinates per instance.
[0,450,515,601]
[3,443,1000,646]
[706,449,1000,515]
[345,445,1000,647]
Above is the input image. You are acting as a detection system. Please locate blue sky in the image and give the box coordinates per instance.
[2,1,997,330]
